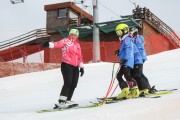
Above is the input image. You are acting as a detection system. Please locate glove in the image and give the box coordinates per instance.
[120,59,127,65]
[142,59,145,63]
[115,49,120,56]
[40,41,49,48]
[79,68,84,77]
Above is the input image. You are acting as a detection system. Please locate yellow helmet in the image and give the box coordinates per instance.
[115,23,129,36]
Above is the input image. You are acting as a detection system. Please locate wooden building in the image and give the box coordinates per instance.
[43,2,180,63]
[0,2,180,63]
[0,2,180,78]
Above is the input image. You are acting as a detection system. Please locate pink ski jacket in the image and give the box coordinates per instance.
[50,36,84,67]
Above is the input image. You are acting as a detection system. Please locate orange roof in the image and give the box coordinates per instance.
[44,2,93,21]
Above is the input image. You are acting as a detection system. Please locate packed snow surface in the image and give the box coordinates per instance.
[0,49,180,120]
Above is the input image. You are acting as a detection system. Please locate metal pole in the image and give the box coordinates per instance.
[92,0,101,62]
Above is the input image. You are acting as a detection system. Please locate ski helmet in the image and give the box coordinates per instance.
[115,23,129,37]
[130,27,138,37]
[69,29,79,37]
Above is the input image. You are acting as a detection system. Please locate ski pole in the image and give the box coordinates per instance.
[100,64,120,106]
[99,62,116,106]
[109,64,121,97]
[110,83,119,97]
[106,62,116,95]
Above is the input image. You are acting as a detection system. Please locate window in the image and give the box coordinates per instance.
[69,10,78,25]
[58,8,67,18]
[69,10,78,19]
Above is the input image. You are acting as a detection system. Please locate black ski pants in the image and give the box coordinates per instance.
[131,64,151,90]
[116,65,136,89]
[60,62,79,101]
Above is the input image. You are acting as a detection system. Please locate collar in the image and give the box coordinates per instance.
[67,36,79,43]
[121,33,131,40]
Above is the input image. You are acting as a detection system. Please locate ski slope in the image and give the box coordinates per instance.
[0,49,180,120]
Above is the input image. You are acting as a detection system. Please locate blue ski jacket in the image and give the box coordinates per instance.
[133,42,143,64]
[118,34,134,69]
[134,35,147,61]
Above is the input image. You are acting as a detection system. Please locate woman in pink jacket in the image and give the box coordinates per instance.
[41,29,84,109]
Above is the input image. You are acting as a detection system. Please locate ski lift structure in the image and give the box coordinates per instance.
[128,0,137,8]
[10,0,24,4]
[73,0,92,14]
[73,0,85,4]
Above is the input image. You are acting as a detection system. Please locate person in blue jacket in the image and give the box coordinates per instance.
[115,24,140,99]
[131,28,151,94]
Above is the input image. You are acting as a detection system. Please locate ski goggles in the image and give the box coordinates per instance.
[116,30,123,37]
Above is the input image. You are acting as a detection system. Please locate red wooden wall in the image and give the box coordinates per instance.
[143,22,176,55]
[44,41,120,64]
[44,25,177,64]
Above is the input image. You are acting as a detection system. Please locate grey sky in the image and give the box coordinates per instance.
[0,0,180,42]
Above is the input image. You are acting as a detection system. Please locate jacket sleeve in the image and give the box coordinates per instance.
[78,44,84,68]
[50,39,66,48]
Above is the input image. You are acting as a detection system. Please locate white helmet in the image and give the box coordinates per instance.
[69,29,79,37]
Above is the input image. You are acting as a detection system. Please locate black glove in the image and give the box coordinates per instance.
[40,41,49,48]
[142,59,145,63]
[120,59,127,65]
[80,68,84,77]
[115,49,120,56]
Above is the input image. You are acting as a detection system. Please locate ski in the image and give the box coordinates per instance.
[38,104,79,113]
[37,104,100,113]
[148,86,177,93]
[156,88,177,92]
[97,88,177,101]
[93,88,177,105]
[37,95,160,113]
[37,88,177,113]
[95,94,161,105]
[38,94,162,113]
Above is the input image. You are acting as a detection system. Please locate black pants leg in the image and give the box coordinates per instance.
[141,65,151,89]
[116,66,133,89]
[60,62,79,101]
[123,66,137,88]
[67,67,79,101]
[132,64,150,90]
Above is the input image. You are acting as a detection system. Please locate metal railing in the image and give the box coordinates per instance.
[0,28,50,50]
[133,6,180,48]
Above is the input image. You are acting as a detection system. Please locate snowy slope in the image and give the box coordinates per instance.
[0,49,180,120]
